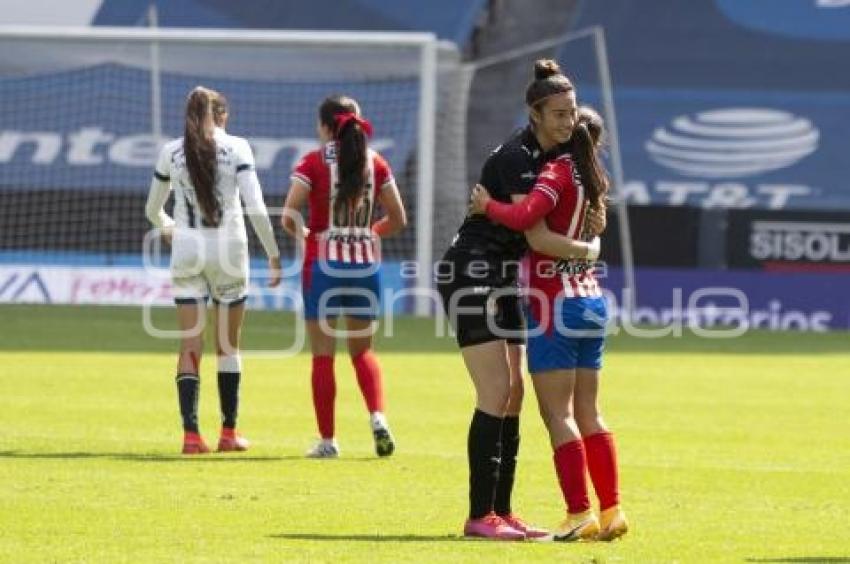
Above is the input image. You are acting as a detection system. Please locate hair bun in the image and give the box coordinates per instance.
[533,59,562,80]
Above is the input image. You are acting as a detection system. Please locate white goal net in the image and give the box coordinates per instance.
[0,25,630,315]
[0,26,468,314]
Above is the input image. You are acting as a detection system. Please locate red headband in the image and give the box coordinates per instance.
[333,112,373,138]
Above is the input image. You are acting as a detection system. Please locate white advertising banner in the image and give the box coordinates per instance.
[0,263,412,313]
[0,265,173,306]
[0,265,302,310]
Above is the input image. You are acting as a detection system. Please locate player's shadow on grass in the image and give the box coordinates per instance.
[747,559,850,563]
[0,450,300,462]
[0,451,394,463]
[269,533,464,543]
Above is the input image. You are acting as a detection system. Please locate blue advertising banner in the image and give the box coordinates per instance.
[601,267,850,332]
[93,0,486,45]
[0,64,418,196]
[564,0,850,210]
[714,0,850,42]
[597,88,850,210]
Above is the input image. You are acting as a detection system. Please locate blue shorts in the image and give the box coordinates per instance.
[302,260,381,320]
[526,296,608,373]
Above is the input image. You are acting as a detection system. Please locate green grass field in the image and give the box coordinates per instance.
[1,305,849,563]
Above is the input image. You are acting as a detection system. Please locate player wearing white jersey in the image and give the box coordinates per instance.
[145,86,281,455]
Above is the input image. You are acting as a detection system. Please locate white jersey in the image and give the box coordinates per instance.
[146,127,278,256]
[145,127,279,303]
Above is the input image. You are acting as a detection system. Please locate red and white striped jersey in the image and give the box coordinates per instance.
[291,142,395,264]
[527,153,602,301]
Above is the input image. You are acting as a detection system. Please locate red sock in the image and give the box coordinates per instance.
[352,350,384,413]
[584,431,620,511]
[553,439,591,514]
[311,355,336,439]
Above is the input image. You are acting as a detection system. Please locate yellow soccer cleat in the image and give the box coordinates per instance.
[596,506,629,541]
[552,509,600,542]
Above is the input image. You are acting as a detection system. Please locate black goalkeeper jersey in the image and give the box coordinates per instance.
[451,126,563,262]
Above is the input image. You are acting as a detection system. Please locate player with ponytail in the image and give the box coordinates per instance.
[436,58,609,540]
[282,94,407,459]
[469,65,628,542]
[146,86,281,454]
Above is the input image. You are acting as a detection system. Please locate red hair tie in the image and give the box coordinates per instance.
[333,112,373,138]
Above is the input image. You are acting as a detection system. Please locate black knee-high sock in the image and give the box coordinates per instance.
[468,409,504,520]
[217,372,240,429]
[494,415,520,516]
[176,373,200,433]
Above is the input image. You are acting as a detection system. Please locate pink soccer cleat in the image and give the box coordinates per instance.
[463,512,525,540]
[182,432,210,455]
[500,513,549,539]
[217,428,250,452]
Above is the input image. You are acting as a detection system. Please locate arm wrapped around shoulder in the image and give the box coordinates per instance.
[484,190,553,231]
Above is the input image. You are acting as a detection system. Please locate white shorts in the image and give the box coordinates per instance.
[170,230,249,305]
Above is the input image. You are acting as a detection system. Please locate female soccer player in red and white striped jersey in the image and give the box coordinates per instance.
[281,94,407,458]
[470,99,628,542]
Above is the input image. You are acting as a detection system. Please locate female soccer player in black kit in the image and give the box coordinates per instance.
[437,59,605,539]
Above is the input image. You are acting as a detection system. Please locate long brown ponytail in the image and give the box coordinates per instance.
[183,86,222,227]
[571,105,609,210]
[319,95,368,212]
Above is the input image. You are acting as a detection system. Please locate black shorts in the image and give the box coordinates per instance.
[436,247,525,348]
